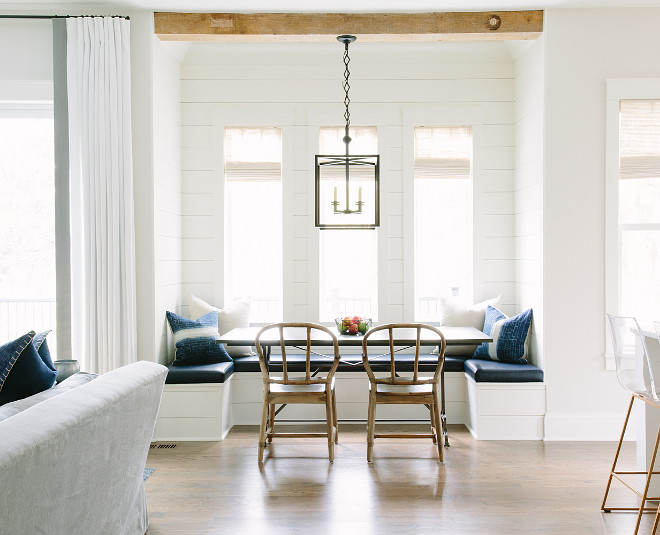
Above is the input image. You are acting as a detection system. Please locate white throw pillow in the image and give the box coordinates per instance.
[189,295,254,357]
[439,295,502,328]
[434,295,502,356]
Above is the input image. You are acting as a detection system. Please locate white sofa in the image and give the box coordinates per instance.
[0,360,167,535]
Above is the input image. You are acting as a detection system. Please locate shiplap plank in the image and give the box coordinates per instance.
[181,78,514,104]
[482,191,514,215]
[182,61,514,81]
[183,193,215,216]
[182,238,215,261]
[183,215,214,238]
[481,214,515,237]
[154,210,182,239]
[155,185,182,216]
[154,236,183,262]
[182,147,214,171]
[183,260,215,283]
[182,125,214,148]
[182,171,215,194]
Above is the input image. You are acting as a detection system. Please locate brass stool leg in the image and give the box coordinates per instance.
[634,419,660,534]
[603,395,635,511]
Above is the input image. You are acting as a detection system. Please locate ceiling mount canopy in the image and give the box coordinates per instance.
[315,34,380,230]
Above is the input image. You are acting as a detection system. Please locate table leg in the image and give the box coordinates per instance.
[441,368,449,447]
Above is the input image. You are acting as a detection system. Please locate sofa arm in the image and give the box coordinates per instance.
[0,361,167,535]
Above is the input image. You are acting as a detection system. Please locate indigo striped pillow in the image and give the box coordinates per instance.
[166,311,231,365]
[473,306,533,364]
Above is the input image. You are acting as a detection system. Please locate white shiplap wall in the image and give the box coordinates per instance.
[153,38,184,365]
[512,38,545,368]
[179,41,517,322]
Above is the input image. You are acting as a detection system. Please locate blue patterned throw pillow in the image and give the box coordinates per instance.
[473,306,533,364]
[166,311,231,365]
[0,331,58,406]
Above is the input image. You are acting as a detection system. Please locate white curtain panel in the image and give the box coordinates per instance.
[67,17,137,374]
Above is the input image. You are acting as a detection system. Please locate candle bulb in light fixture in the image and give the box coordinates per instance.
[334,186,338,203]
[358,187,362,203]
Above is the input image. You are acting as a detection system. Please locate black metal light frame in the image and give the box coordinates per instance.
[315,35,380,230]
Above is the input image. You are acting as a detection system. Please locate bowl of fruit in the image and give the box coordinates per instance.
[335,316,372,336]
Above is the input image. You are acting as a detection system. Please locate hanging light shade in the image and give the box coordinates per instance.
[315,35,380,230]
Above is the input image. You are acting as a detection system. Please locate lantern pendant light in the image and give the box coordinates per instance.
[315,35,380,230]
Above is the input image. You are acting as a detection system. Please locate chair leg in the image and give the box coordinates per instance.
[433,390,444,462]
[602,395,635,511]
[430,403,437,444]
[325,394,335,462]
[367,387,376,462]
[634,417,660,535]
[268,403,275,443]
[258,396,269,463]
[653,503,660,535]
[332,389,339,443]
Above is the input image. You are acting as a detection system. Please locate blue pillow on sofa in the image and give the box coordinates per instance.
[0,331,58,406]
[473,306,533,364]
[166,311,231,365]
[32,330,56,372]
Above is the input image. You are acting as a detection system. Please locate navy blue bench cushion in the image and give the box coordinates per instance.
[165,361,234,384]
[463,359,543,383]
[232,353,466,373]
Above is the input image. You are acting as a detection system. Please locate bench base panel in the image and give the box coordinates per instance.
[465,376,546,440]
[153,379,233,441]
[153,372,547,441]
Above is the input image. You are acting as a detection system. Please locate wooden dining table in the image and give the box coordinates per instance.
[218,325,492,446]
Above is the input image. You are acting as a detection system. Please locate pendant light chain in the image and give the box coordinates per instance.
[314,34,380,229]
[342,41,351,136]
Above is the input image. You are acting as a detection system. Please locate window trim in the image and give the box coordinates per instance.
[402,105,484,322]
[411,125,474,322]
[604,78,660,369]
[210,107,294,325]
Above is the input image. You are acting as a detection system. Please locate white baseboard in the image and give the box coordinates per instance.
[544,412,630,441]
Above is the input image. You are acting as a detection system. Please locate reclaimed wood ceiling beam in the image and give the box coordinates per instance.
[154,11,543,42]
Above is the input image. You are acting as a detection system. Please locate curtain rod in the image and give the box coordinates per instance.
[0,15,130,20]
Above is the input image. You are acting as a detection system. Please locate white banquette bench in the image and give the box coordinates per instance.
[153,349,545,442]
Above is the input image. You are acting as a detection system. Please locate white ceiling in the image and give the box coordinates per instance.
[7,0,660,11]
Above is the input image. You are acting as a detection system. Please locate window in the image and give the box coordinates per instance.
[413,126,473,321]
[0,106,57,351]
[616,100,660,321]
[318,127,378,321]
[224,127,283,322]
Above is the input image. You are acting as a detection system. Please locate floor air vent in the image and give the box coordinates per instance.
[150,443,177,449]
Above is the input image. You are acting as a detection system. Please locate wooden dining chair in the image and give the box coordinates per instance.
[255,322,341,463]
[361,323,446,462]
[603,314,660,535]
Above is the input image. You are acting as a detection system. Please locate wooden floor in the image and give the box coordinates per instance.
[146,424,656,534]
